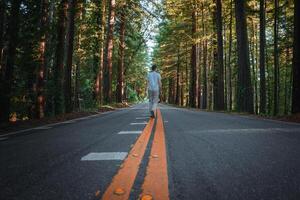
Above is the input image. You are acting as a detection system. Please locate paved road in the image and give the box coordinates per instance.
[1,104,300,200]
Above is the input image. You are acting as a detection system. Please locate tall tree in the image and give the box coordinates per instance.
[95,0,106,105]
[234,0,254,113]
[36,0,49,118]
[0,0,22,122]
[292,0,300,113]
[103,0,116,104]
[259,0,266,114]
[273,0,280,115]
[54,0,68,114]
[215,0,225,110]
[64,0,77,113]
[116,2,126,103]
[0,0,6,71]
[189,1,197,108]
[227,0,233,111]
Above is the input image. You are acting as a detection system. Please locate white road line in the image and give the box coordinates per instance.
[136,117,149,120]
[33,126,52,130]
[130,122,147,125]
[81,152,128,161]
[118,131,142,135]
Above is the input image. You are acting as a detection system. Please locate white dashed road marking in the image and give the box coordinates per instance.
[118,131,142,134]
[130,122,148,125]
[136,117,149,120]
[81,152,128,161]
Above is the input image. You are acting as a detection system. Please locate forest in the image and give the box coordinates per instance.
[0,0,299,124]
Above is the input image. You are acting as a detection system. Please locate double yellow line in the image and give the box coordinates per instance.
[101,109,169,200]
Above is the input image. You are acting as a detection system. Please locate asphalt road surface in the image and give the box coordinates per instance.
[1,104,300,200]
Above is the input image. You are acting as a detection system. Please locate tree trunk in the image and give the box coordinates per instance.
[36,0,49,119]
[197,42,201,108]
[64,0,77,113]
[227,0,233,111]
[215,0,225,110]
[292,0,300,113]
[95,0,106,105]
[0,0,21,123]
[0,0,6,73]
[273,0,280,115]
[259,0,266,114]
[202,40,208,110]
[104,0,116,104]
[175,46,181,105]
[234,0,254,113]
[54,0,68,115]
[116,3,126,103]
[189,2,197,108]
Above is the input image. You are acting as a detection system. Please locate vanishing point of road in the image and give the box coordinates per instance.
[1,104,300,200]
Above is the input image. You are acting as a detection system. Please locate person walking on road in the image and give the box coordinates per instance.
[147,64,162,118]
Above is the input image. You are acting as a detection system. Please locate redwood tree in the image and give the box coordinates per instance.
[0,0,22,122]
[116,2,126,103]
[259,0,266,114]
[292,0,300,113]
[64,0,77,113]
[54,0,68,114]
[36,0,49,118]
[104,0,116,104]
[234,0,254,113]
[215,0,225,110]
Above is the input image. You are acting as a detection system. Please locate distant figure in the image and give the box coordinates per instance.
[147,64,162,118]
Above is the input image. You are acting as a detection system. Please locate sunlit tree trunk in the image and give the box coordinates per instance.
[0,0,21,122]
[95,0,106,105]
[117,2,126,103]
[104,0,116,104]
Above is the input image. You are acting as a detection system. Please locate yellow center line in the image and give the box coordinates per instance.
[101,118,154,200]
[140,109,170,200]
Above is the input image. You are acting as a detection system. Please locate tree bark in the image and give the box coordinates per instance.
[64,0,77,113]
[0,0,21,123]
[273,0,280,115]
[104,0,116,104]
[175,45,181,105]
[259,0,266,114]
[95,0,106,105]
[227,0,233,111]
[54,0,68,115]
[0,0,6,73]
[116,3,126,103]
[189,1,197,108]
[292,0,300,113]
[215,0,225,110]
[36,0,49,119]
[234,0,254,113]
